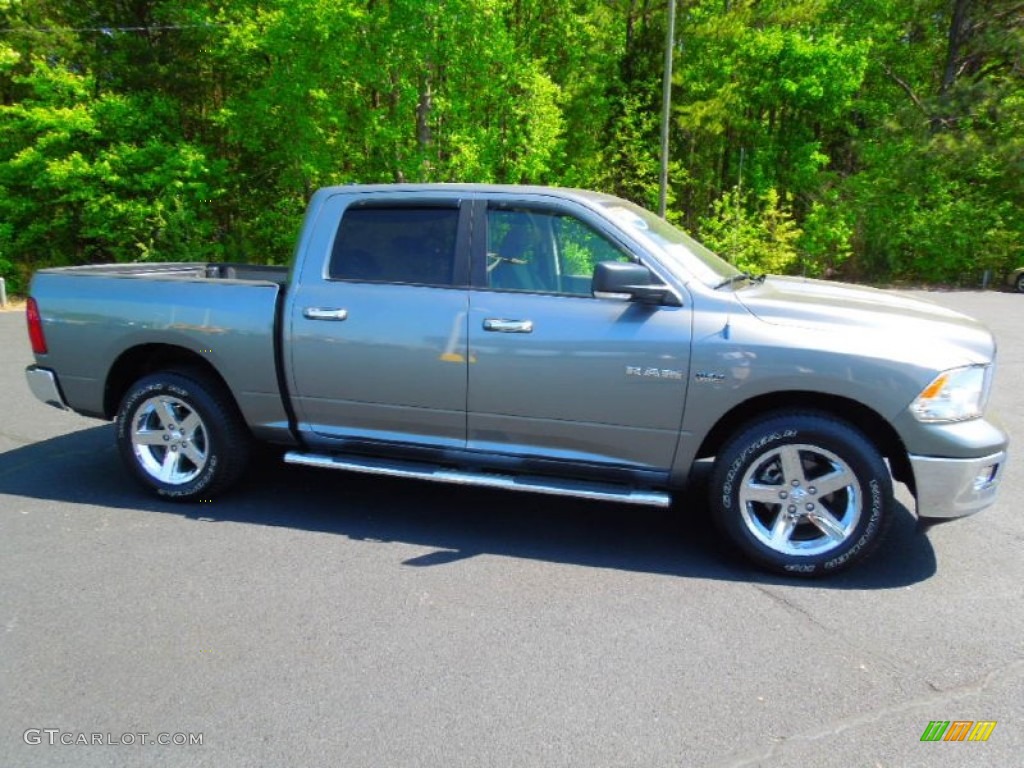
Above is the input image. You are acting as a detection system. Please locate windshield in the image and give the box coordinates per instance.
[600,201,742,287]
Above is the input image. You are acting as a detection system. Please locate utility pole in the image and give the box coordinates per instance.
[659,0,677,218]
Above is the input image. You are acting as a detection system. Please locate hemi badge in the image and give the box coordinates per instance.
[695,371,725,383]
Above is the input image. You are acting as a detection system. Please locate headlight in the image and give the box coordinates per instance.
[910,365,991,422]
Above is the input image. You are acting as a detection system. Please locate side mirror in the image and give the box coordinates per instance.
[592,261,680,306]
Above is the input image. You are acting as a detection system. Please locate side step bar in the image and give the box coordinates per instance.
[283,451,672,508]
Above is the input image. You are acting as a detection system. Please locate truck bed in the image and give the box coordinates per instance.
[39,262,290,285]
[30,262,292,443]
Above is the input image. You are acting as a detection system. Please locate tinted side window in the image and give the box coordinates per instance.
[552,215,629,281]
[329,206,459,286]
[486,207,630,296]
[487,209,557,293]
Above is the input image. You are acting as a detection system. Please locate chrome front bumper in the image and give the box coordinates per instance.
[25,365,69,410]
[910,451,1007,519]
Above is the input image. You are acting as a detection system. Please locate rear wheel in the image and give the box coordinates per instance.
[116,370,249,500]
[710,412,893,576]
[1015,273,1024,293]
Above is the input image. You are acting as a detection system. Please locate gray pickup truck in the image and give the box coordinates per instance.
[25,184,1007,574]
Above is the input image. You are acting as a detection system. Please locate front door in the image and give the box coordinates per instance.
[467,199,691,471]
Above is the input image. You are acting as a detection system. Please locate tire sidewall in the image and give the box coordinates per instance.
[713,415,891,575]
[116,374,224,500]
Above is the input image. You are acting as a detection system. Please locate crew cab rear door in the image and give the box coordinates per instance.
[286,193,471,449]
[466,196,691,472]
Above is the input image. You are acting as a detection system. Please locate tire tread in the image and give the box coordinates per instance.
[710,409,894,576]
[116,368,251,501]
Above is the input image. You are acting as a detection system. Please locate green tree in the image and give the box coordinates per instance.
[671,1,869,226]
[0,0,1019,290]
[698,186,801,275]
[0,56,223,291]
[836,0,1023,281]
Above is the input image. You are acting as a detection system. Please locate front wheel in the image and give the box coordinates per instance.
[1015,273,1024,293]
[116,370,250,501]
[710,412,893,576]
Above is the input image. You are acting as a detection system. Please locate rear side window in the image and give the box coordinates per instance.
[329,206,459,286]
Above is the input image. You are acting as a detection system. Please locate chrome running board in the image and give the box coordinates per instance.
[283,451,672,507]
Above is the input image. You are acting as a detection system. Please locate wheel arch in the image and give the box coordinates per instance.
[695,391,914,492]
[104,344,236,420]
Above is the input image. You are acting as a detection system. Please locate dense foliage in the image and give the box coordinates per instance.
[1,0,1021,293]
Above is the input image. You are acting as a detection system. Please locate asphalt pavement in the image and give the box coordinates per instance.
[1,289,1021,767]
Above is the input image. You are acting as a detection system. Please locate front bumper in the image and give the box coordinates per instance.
[25,365,69,410]
[910,451,1007,519]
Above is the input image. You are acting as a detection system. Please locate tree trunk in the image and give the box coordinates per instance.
[940,0,972,96]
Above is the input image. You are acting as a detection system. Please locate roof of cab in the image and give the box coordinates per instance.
[315,183,624,206]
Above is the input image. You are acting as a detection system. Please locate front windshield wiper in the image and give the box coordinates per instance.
[714,272,766,290]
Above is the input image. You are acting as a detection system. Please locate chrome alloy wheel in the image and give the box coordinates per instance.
[130,395,209,485]
[738,443,862,558]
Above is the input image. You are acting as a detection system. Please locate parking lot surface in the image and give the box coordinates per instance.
[1,289,1021,767]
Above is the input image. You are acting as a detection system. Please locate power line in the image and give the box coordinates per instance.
[0,23,233,36]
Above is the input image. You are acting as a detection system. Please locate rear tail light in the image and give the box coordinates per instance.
[26,297,48,354]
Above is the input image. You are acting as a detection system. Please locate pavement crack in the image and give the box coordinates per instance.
[750,584,919,684]
[751,583,833,634]
[713,658,1024,768]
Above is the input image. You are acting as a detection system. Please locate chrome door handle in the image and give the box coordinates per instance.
[483,318,533,333]
[303,307,349,321]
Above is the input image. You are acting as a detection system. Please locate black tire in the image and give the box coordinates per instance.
[1016,273,1024,294]
[709,411,893,576]
[116,370,250,501]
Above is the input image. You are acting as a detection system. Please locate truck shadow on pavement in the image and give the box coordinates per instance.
[0,425,937,588]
